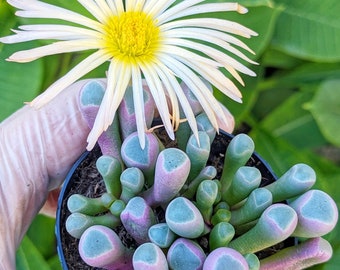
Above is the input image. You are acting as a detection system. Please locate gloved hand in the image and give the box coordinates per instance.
[0,80,91,269]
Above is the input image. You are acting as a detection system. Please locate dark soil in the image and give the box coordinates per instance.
[57,131,295,269]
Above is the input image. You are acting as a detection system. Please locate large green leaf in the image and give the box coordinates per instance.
[16,236,51,270]
[272,0,340,62]
[306,79,340,147]
[0,42,44,121]
[27,215,58,259]
[261,89,326,149]
[261,48,304,69]
[47,255,63,270]
[257,62,340,94]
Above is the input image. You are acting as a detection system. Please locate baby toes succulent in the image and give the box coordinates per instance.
[167,238,206,270]
[260,237,333,270]
[79,225,133,269]
[120,196,157,244]
[121,131,161,186]
[64,92,338,269]
[203,247,249,270]
[165,197,205,239]
[290,189,338,238]
[229,204,298,254]
[143,148,190,206]
[132,242,168,270]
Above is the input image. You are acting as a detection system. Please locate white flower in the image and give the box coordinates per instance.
[1,0,257,150]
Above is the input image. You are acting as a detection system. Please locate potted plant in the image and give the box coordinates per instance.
[1,1,338,269]
[55,80,338,269]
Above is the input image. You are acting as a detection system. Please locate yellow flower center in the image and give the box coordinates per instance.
[103,11,160,63]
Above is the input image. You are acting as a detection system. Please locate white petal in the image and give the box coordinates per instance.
[158,45,221,67]
[161,18,257,38]
[7,0,45,10]
[105,0,119,14]
[77,0,108,23]
[115,0,125,13]
[1,28,98,43]
[139,62,175,140]
[131,64,147,148]
[93,0,114,17]
[87,60,132,150]
[154,62,198,136]
[218,101,235,133]
[171,53,242,101]
[158,2,248,24]
[153,63,181,130]
[87,60,119,150]
[106,0,124,14]
[164,28,257,64]
[156,0,203,24]
[126,0,146,12]
[30,50,110,108]
[165,38,256,77]
[106,62,132,128]
[224,65,245,86]
[143,0,175,18]
[159,54,220,131]
[19,24,101,38]
[7,39,102,62]
[15,4,103,32]
[166,27,255,54]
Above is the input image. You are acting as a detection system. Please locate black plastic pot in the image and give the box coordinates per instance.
[56,131,295,269]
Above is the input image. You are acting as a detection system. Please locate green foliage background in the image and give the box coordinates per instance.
[0,0,339,269]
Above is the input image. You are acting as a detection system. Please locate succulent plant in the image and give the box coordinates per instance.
[64,80,338,269]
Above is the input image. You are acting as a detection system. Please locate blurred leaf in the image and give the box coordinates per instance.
[16,237,51,270]
[261,89,326,149]
[0,0,16,51]
[27,215,57,259]
[47,255,62,270]
[252,83,296,120]
[0,1,15,31]
[39,54,71,91]
[306,79,340,147]
[272,0,340,62]
[0,43,44,121]
[279,63,340,86]
[257,62,340,94]
[237,0,274,7]
[261,48,304,69]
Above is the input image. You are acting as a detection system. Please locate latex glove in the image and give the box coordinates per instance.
[0,80,91,270]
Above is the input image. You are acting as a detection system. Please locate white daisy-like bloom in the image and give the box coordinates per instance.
[1,0,257,150]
